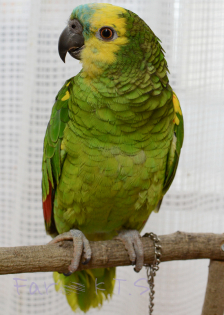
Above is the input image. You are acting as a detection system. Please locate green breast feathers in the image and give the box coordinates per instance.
[42,74,183,236]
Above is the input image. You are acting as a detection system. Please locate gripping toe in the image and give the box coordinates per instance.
[115,230,144,272]
[49,229,91,273]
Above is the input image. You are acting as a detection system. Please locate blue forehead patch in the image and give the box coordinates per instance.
[70,4,97,37]
[71,4,96,22]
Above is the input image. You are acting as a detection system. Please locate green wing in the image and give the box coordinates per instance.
[163,92,184,194]
[42,78,73,235]
[154,92,184,213]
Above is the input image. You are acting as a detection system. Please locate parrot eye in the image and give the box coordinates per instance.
[100,27,113,39]
[97,26,117,41]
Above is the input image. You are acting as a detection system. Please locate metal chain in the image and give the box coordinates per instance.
[144,232,162,315]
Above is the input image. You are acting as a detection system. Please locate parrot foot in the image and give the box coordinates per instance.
[48,229,91,274]
[115,230,144,273]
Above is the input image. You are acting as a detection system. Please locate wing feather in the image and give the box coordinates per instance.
[42,78,73,234]
[155,92,184,213]
[162,92,184,195]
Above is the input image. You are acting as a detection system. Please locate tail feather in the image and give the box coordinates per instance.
[54,267,115,312]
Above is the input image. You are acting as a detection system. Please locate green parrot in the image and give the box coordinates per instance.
[42,3,184,312]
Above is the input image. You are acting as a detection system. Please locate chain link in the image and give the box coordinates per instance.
[144,232,162,315]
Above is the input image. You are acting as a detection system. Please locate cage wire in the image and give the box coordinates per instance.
[0,0,224,314]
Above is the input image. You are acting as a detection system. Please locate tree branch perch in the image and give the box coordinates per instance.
[1,231,224,275]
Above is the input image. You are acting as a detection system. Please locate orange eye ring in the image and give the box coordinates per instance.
[100,27,114,40]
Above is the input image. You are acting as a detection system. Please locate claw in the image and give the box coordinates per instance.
[63,271,73,276]
[49,229,91,273]
[82,257,91,265]
[115,230,144,272]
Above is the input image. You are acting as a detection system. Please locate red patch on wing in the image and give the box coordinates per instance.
[43,180,52,224]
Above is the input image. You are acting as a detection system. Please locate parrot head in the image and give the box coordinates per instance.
[58,3,163,78]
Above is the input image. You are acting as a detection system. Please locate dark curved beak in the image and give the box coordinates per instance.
[58,26,84,62]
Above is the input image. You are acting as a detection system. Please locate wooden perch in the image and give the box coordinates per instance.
[1,231,224,275]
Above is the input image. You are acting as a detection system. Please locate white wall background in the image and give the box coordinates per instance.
[0,0,224,314]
